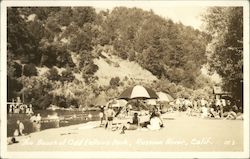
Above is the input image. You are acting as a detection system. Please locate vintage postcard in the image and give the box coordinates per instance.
[0,0,249,158]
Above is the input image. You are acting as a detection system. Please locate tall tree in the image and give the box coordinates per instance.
[203,7,243,104]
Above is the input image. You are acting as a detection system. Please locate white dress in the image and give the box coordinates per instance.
[147,117,162,130]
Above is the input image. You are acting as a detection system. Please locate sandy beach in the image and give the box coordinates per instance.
[7,112,243,152]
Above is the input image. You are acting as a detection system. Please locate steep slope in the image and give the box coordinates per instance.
[93,52,158,85]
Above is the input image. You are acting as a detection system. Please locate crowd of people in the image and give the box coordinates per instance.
[8,113,42,145]
[8,97,34,115]
[98,102,164,134]
[8,95,243,144]
[96,95,244,135]
[172,97,243,120]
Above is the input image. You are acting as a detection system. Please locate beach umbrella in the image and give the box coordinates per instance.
[118,85,158,100]
[156,92,174,102]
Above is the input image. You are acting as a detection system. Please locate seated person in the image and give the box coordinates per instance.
[225,109,237,120]
[121,113,140,134]
[147,113,163,131]
[151,107,163,120]
[236,112,243,120]
[201,106,208,118]
[140,108,164,128]
[210,108,220,119]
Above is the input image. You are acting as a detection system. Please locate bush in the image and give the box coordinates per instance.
[110,77,120,88]
[13,62,22,77]
[119,51,128,60]
[57,96,67,108]
[47,67,60,81]
[23,63,38,77]
[61,68,75,82]
[82,75,98,84]
[7,76,23,101]
[84,62,99,75]
[128,50,135,61]
[52,95,78,108]
[40,44,75,68]
[56,51,75,68]
[32,94,53,110]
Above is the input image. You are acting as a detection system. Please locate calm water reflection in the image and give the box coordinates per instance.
[7,110,99,137]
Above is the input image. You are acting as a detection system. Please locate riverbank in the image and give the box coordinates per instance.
[7,112,243,152]
[7,110,100,137]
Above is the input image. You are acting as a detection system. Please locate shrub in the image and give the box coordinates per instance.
[47,67,60,81]
[61,68,75,82]
[32,94,53,110]
[23,63,38,77]
[56,51,75,68]
[128,50,135,61]
[13,62,22,77]
[119,51,128,60]
[84,62,99,75]
[110,77,120,88]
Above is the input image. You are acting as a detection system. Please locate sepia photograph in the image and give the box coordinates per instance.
[0,0,249,158]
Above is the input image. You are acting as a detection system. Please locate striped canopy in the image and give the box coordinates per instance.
[156,92,174,102]
[118,85,158,100]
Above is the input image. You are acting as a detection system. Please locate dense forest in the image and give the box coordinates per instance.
[7,7,243,109]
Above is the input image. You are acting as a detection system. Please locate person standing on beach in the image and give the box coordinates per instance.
[201,98,207,107]
[125,103,132,116]
[147,113,163,131]
[99,105,105,126]
[105,104,115,130]
[16,120,24,136]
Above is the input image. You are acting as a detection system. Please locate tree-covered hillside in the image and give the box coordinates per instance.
[7,7,214,109]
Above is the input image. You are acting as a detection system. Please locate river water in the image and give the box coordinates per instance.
[7,110,100,137]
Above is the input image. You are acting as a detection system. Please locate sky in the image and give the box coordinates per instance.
[148,6,208,30]
[92,2,208,30]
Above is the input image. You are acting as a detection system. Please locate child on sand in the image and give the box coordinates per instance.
[120,112,140,134]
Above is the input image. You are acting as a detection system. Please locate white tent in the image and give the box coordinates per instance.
[156,92,174,102]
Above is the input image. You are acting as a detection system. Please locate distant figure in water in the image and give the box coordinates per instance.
[9,104,14,113]
[26,104,34,116]
[48,112,60,128]
[30,113,41,123]
[36,113,41,124]
[88,114,92,119]
[30,114,41,132]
